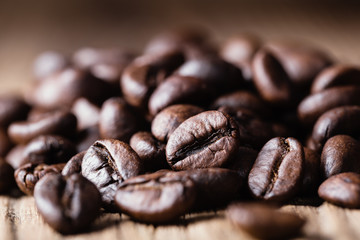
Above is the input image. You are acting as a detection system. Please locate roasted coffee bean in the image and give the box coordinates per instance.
[220,34,262,81]
[226,202,305,240]
[115,171,196,223]
[99,97,140,142]
[33,51,68,80]
[311,65,360,93]
[8,110,77,144]
[228,146,258,180]
[301,147,321,194]
[248,137,304,202]
[5,145,27,170]
[318,172,360,208]
[312,106,360,149]
[0,129,12,157]
[298,86,360,125]
[252,49,294,107]
[151,104,204,142]
[81,139,143,208]
[121,51,185,109]
[76,126,101,152]
[71,98,100,130]
[62,151,85,177]
[0,96,30,128]
[34,173,101,234]
[14,163,65,195]
[130,132,168,172]
[321,135,360,179]
[166,111,239,170]
[23,135,76,165]
[148,75,213,116]
[0,159,15,193]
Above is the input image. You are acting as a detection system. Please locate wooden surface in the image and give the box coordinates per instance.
[0,195,360,240]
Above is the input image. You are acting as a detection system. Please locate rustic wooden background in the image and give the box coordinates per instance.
[1,0,360,239]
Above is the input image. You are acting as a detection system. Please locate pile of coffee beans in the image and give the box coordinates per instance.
[0,28,359,238]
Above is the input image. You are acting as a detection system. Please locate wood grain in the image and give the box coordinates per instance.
[0,196,359,240]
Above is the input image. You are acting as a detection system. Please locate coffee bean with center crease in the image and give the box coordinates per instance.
[0,158,15,193]
[226,202,305,240]
[320,135,360,179]
[151,104,204,142]
[8,110,77,144]
[23,135,77,165]
[62,151,86,177]
[34,173,101,234]
[0,96,30,128]
[115,170,196,223]
[248,137,304,202]
[318,172,360,208]
[81,139,143,210]
[166,111,239,170]
[15,163,65,195]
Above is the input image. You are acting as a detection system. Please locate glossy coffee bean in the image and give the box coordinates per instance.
[5,145,28,170]
[121,51,185,109]
[298,86,360,125]
[81,139,143,208]
[0,96,30,128]
[129,132,168,172]
[166,111,239,170]
[0,129,12,157]
[33,51,68,80]
[252,49,294,107]
[62,151,85,176]
[0,159,15,193]
[151,104,204,142]
[311,65,360,93]
[14,163,65,195]
[34,173,101,234]
[71,98,100,130]
[148,75,213,116]
[226,202,305,240]
[8,110,77,144]
[312,106,360,149]
[248,137,304,202]
[23,135,76,165]
[99,97,140,142]
[321,135,360,179]
[301,147,321,195]
[115,170,196,223]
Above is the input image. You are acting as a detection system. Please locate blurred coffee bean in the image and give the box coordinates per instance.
[0,96,30,128]
[15,163,65,195]
[72,98,100,130]
[166,111,239,170]
[81,139,143,209]
[318,172,360,208]
[311,65,360,93]
[33,51,68,80]
[226,202,305,240]
[151,104,204,142]
[0,159,15,193]
[8,110,77,144]
[34,173,101,234]
[5,145,27,170]
[76,126,101,152]
[0,129,12,157]
[99,97,140,142]
[248,137,304,202]
[301,147,321,195]
[228,146,258,180]
[62,151,85,177]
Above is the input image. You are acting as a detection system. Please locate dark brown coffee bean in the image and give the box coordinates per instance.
[148,75,213,116]
[5,145,28,170]
[33,51,68,80]
[248,137,304,202]
[14,163,65,195]
[130,132,168,172]
[298,86,360,125]
[312,106,360,149]
[321,135,360,179]
[319,172,360,208]
[166,111,239,170]
[8,110,77,144]
[226,202,305,240]
[71,98,100,130]
[311,65,360,93]
[151,104,204,142]
[23,135,76,165]
[228,146,258,180]
[62,151,85,177]
[0,96,30,128]
[115,171,196,223]
[81,139,143,208]
[0,158,15,193]
[121,51,185,109]
[252,49,294,107]
[34,173,101,234]
[220,34,262,81]
[301,147,321,195]
[76,125,101,152]
[0,128,12,157]
[99,97,140,142]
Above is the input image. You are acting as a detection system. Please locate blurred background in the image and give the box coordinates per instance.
[1,0,360,94]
